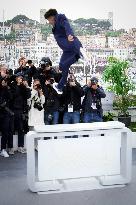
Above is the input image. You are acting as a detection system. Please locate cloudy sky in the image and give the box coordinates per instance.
[0,0,135,30]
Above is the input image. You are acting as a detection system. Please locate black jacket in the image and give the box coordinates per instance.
[82,85,106,116]
[27,65,39,86]
[37,67,62,88]
[43,84,61,113]
[14,66,29,76]
[0,86,13,115]
[62,82,84,112]
[10,83,31,111]
[14,66,38,87]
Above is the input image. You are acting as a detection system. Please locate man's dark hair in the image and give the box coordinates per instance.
[44,9,58,19]
[27,60,32,64]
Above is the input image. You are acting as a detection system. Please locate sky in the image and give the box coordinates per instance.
[0,0,136,30]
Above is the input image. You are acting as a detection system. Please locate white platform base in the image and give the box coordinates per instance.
[99,175,129,186]
[38,177,125,195]
[26,122,132,193]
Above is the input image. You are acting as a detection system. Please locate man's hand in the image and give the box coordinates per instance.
[23,80,29,88]
[2,81,7,87]
[45,80,50,85]
[91,84,98,90]
[69,81,76,87]
[17,78,23,85]
[68,35,74,42]
[87,81,92,87]
[39,89,43,96]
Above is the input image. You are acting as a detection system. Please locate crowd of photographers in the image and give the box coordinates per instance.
[0,57,106,157]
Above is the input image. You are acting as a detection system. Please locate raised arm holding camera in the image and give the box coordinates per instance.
[37,57,61,88]
[82,77,106,123]
[62,74,84,124]
[43,75,61,125]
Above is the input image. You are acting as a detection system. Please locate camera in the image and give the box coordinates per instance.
[91,79,98,86]
[34,101,43,111]
[68,78,74,83]
[40,57,52,67]
[40,62,50,69]
[36,84,42,90]
[68,74,75,83]
[90,77,98,86]
[49,78,55,84]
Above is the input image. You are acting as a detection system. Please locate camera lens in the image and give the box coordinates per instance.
[50,79,55,84]
[41,64,45,69]
[36,84,42,89]
[45,62,50,67]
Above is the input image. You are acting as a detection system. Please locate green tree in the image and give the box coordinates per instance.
[97,21,111,30]
[12,15,29,24]
[106,30,123,37]
[74,18,88,25]
[87,18,98,25]
[103,57,135,116]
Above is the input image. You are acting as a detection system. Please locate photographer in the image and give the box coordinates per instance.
[26,60,38,87]
[0,65,15,88]
[14,57,28,75]
[0,78,14,157]
[82,77,106,123]
[28,79,45,129]
[62,74,84,124]
[10,73,31,153]
[43,75,61,125]
[14,57,33,87]
[38,57,61,87]
[0,64,12,82]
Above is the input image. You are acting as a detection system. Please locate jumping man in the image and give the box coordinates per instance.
[44,9,89,94]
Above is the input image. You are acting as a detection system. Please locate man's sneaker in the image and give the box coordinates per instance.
[17,147,27,154]
[53,83,63,94]
[0,149,9,158]
[8,148,15,155]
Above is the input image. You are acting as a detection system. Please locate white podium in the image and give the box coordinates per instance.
[26,121,132,193]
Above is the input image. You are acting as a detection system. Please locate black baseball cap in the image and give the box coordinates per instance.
[40,57,52,66]
[90,77,98,84]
